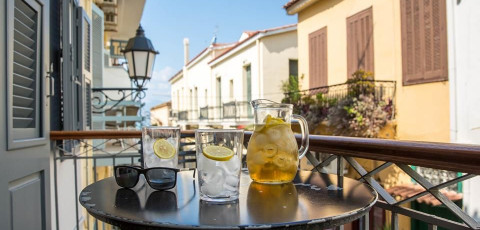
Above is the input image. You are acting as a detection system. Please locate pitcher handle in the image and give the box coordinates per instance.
[292,114,309,159]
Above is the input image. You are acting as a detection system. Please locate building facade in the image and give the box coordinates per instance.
[285,0,480,224]
[285,0,450,142]
[169,25,298,129]
[150,101,172,126]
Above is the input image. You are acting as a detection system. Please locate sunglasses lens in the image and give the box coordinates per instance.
[115,167,139,188]
[146,169,176,190]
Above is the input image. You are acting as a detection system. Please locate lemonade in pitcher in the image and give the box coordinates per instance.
[246,100,309,184]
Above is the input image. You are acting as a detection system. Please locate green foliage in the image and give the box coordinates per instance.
[348,70,376,97]
[281,70,394,137]
[281,75,301,105]
[328,94,388,137]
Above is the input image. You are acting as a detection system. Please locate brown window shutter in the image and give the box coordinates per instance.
[347,7,374,78]
[401,0,447,85]
[308,27,328,89]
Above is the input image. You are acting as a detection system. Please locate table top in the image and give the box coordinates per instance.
[79,170,377,229]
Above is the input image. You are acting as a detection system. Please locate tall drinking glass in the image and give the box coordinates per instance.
[142,127,180,168]
[195,129,244,202]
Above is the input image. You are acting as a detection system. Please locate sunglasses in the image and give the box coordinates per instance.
[114,165,195,190]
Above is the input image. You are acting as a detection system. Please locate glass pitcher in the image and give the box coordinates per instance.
[246,99,309,184]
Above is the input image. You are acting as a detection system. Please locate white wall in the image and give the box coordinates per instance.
[211,43,258,103]
[186,53,213,109]
[448,0,480,221]
[151,105,171,126]
[261,30,298,103]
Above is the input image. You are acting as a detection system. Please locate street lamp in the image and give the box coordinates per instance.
[122,25,159,89]
[92,25,158,113]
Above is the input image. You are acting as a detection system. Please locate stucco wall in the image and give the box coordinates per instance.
[211,43,258,103]
[448,0,480,221]
[186,53,214,108]
[151,105,171,126]
[261,30,298,103]
[296,0,450,142]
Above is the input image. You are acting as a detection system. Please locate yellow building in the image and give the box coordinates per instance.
[285,0,450,142]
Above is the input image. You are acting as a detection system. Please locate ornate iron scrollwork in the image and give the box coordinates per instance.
[91,88,146,114]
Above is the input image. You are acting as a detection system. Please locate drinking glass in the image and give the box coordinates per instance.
[195,129,244,202]
[142,127,180,169]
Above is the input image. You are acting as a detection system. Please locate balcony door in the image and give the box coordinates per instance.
[347,7,374,78]
[0,0,51,229]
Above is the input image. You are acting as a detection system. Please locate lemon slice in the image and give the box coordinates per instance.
[202,146,234,161]
[265,114,285,128]
[153,139,176,159]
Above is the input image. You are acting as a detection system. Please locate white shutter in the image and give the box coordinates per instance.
[92,5,104,88]
[9,0,42,142]
[76,7,92,130]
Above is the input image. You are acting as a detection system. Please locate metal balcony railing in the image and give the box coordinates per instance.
[50,130,480,230]
[174,101,252,122]
[285,80,396,103]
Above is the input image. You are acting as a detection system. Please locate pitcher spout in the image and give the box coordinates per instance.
[250,99,278,109]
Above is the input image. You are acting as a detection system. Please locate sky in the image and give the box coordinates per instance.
[139,0,297,111]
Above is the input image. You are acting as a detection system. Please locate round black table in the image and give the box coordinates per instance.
[79,170,377,229]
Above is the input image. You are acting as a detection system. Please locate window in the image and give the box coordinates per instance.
[194,87,198,110]
[105,13,115,23]
[309,27,328,88]
[229,80,234,100]
[347,7,374,78]
[289,59,298,79]
[216,77,221,106]
[204,89,208,106]
[62,6,91,133]
[244,65,252,103]
[7,0,45,148]
[401,0,447,85]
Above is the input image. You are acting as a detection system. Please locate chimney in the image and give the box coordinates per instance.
[183,38,189,66]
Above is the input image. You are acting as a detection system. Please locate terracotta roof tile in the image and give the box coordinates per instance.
[283,0,301,9]
[208,24,296,65]
[387,184,462,206]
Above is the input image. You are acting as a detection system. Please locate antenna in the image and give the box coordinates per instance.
[210,25,219,46]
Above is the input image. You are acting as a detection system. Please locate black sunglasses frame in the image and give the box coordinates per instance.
[114,165,194,191]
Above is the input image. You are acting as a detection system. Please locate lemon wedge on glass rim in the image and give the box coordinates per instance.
[202,145,234,161]
[153,139,176,159]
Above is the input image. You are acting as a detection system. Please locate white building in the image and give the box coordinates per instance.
[169,24,298,129]
[447,0,480,221]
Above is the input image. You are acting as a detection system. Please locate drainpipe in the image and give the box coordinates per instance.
[446,0,458,143]
[256,38,262,99]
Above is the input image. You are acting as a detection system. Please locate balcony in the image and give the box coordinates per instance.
[174,101,252,123]
[50,129,480,230]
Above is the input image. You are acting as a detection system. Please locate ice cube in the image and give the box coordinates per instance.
[266,127,281,142]
[200,168,225,196]
[225,175,239,187]
[273,153,290,168]
[248,151,267,165]
[221,155,240,174]
[253,134,268,146]
[263,144,278,157]
[223,183,238,192]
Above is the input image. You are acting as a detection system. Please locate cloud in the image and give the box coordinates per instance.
[143,66,175,111]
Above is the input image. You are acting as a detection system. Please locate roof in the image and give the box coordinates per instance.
[283,0,319,15]
[150,101,171,110]
[168,42,237,82]
[283,0,301,9]
[208,24,297,65]
[168,69,183,82]
[387,184,463,206]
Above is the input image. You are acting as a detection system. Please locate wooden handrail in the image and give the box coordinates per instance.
[50,130,480,174]
[49,130,196,140]
[304,134,480,175]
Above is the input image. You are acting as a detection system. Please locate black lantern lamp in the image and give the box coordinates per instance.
[92,25,159,114]
[122,25,159,89]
